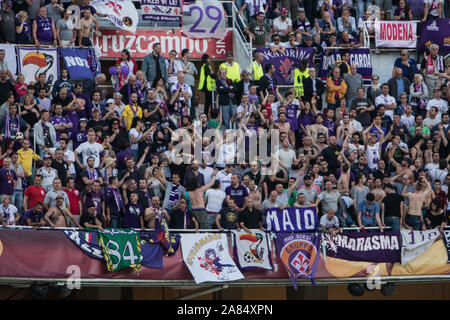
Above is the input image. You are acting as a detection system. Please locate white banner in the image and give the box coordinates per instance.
[181,233,244,284]
[444,230,450,263]
[0,44,17,77]
[375,21,417,48]
[17,47,59,86]
[231,230,273,271]
[182,0,227,39]
[401,228,441,266]
[91,0,139,33]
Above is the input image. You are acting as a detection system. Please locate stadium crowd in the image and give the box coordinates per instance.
[0,0,448,235]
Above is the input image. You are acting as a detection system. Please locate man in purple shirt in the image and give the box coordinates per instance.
[225,174,249,210]
[50,103,72,140]
[105,176,125,228]
[0,157,18,199]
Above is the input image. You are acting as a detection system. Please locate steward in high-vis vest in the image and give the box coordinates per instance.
[198,54,216,116]
[293,59,310,98]
[249,52,264,82]
[219,52,241,83]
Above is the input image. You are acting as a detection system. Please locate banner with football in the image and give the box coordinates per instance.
[91,0,139,33]
[181,233,244,284]
[17,47,59,86]
[231,230,273,271]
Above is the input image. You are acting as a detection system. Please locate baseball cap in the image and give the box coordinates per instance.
[106,98,115,104]
[16,132,24,139]
[43,154,52,160]
[281,8,288,13]
[289,32,295,37]
[298,7,305,12]
[79,118,87,122]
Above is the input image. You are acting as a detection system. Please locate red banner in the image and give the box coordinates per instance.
[0,229,448,281]
[94,29,232,59]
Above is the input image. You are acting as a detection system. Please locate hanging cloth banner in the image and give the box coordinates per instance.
[375,20,417,48]
[182,0,228,39]
[17,47,59,86]
[231,230,273,271]
[141,0,182,22]
[91,0,139,33]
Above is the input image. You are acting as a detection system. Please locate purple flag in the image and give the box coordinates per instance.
[319,48,372,84]
[256,48,314,85]
[276,233,320,289]
[323,231,402,263]
[140,241,163,269]
[417,18,450,56]
[265,207,319,233]
[141,0,182,22]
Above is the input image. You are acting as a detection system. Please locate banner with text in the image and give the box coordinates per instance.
[181,233,244,284]
[444,230,450,263]
[265,207,318,233]
[94,29,232,59]
[276,233,320,289]
[182,0,227,39]
[401,228,441,266]
[0,44,17,76]
[323,231,402,263]
[91,0,139,33]
[231,230,273,271]
[142,0,182,22]
[319,48,372,83]
[256,48,315,85]
[375,21,417,48]
[417,18,450,55]
[17,47,59,86]
[60,48,95,80]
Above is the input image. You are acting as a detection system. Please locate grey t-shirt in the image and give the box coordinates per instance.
[27,0,42,20]
[318,190,341,214]
[56,19,74,41]
[45,3,63,25]
[261,199,283,212]
[351,185,370,208]
[344,73,363,99]
[298,187,319,204]
[43,190,70,208]
[320,214,340,229]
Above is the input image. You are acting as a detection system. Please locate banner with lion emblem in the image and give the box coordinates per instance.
[232,230,273,271]
[181,233,244,284]
[17,47,59,87]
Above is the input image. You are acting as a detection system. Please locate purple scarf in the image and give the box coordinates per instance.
[168,183,180,207]
[5,115,20,138]
[110,186,124,212]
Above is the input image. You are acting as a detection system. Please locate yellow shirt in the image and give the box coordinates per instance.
[122,104,143,130]
[17,148,40,174]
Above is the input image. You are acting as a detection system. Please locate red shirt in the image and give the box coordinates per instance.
[64,188,82,215]
[24,185,46,209]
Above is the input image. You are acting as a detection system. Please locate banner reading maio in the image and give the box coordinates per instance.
[94,29,232,59]
[256,48,315,85]
[375,21,417,48]
[265,207,318,232]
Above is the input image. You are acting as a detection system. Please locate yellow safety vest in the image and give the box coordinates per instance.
[198,64,215,91]
[293,68,310,97]
[219,62,241,83]
[251,61,263,81]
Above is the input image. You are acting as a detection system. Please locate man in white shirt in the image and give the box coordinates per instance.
[340,108,362,132]
[272,8,292,41]
[374,83,397,120]
[215,164,234,191]
[274,138,297,170]
[426,88,448,120]
[400,105,415,130]
[0,195,19,226]
[423,106,441,128]
[74,129,104,169]
[166,50,183,92]
[198,161,214,185]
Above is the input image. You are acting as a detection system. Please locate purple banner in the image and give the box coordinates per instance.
[417,18,450,55]
[276,233,320,289]
[323,231,402,263]
[265,207,319,232]
[142,0,182,22]
[319,48,372,83]
[256,48,315,85]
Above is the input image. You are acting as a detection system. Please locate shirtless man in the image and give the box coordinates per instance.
[78,9,98,48]
[372,178,386,206]
[186,169,218,230]
[44,195,82,228]
[402,177,430,230]
[336,113,357,142]
[274,112,291,137]
[142,196,170,229]
[308,113,329,145]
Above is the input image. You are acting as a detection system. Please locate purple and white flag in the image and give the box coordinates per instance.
[60,48,95,80]
[323,231,402,263]
[417,18,450,55]
[276,233,320,289]
[256,48,315,85]
[141,0,182,22]
[265,207,319,233]
[182,0,227,39]
[319,48,372,84]
[401,228,441,266]
[91,0,139,33]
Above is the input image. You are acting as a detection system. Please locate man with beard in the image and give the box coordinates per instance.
[122,92,143,131]
[83,179,104,219]
[298,175,319,205]
[120,74,142,106]
[81,156,103,186]
[50,148,70,185]
[75,129,104,169]
[118,153,147,183]
[50,103,72,141]
[45,194,82,228]
[183,159,205,187]
[105,176,125,228]
[136,177,154,210]
[150,129,169,156]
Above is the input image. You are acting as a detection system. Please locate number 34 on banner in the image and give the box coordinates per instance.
[182,0,228,39]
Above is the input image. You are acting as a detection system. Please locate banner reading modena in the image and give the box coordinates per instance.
[265,207,318,232]
[94,29,232,59]
[375,21,417,48]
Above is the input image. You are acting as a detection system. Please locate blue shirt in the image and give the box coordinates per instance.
[357,200,379,227]
[396,78,405,101]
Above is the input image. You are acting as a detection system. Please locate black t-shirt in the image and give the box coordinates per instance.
[87,119,107,130]
[143,100,161,123]
[170,208,191,229]
[21,105,40,127]
[218,208,239,229]
[150,140,168,156]
[351,98,373,127]
[51,159,69,185]
[264,170,287,193]
[238,208,262,229]
[382,193,404,218]
[425,210,446,229]
[80,213,98,227]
